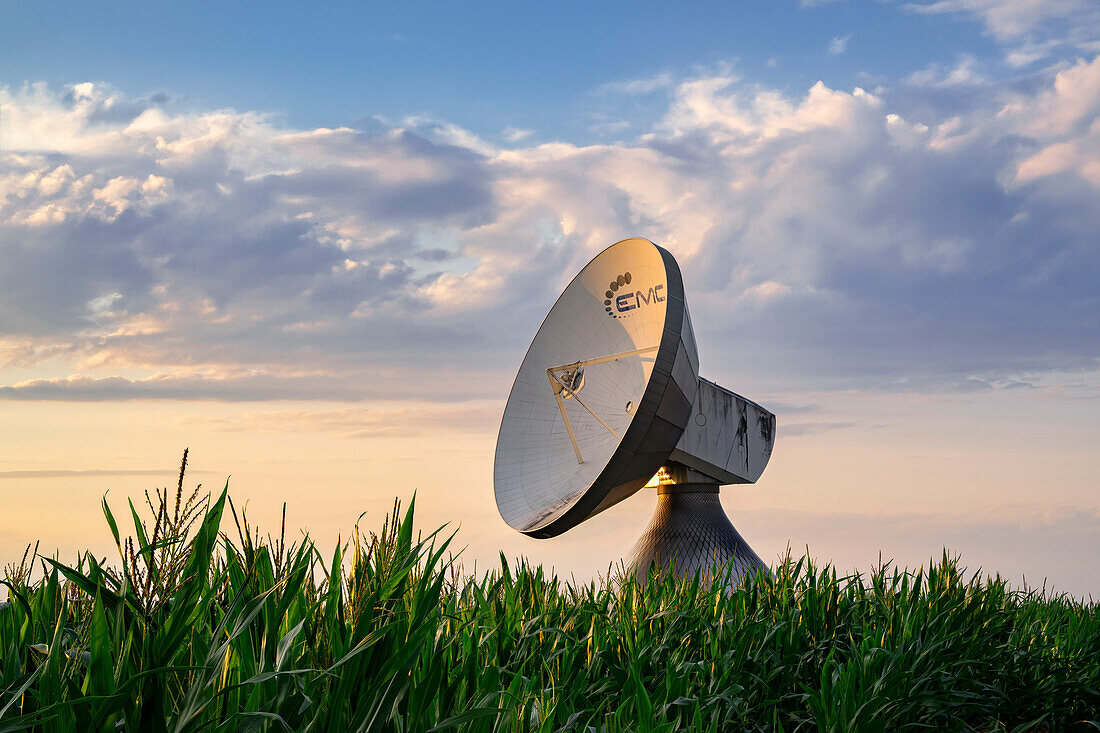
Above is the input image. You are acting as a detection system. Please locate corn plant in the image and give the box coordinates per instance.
[1,452,1098,731]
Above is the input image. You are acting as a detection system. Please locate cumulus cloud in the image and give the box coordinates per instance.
[1,60,1098,401]
[0,82,500,374]
[1010,56,1100,184]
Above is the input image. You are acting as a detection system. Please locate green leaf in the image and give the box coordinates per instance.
[81,591,114,699]
[101,493,121,550]
[427,706,508,731]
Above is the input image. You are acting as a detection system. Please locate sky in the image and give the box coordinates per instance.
[1,0,1098,596]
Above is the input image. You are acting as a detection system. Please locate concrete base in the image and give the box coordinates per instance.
[627,484,767,587]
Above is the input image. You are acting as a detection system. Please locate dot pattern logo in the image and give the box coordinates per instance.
[603,272,632,318]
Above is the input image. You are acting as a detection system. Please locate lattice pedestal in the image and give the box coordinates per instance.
[627,482,766,586]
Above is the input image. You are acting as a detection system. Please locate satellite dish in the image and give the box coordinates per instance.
[493,238,776,583]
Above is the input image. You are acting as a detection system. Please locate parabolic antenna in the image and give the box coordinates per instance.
[494,238,776,582]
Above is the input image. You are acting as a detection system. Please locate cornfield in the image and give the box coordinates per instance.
[1,453,1098,732]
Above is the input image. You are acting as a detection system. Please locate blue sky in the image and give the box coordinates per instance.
[1,0,1098,595]
[5,1,1005,138]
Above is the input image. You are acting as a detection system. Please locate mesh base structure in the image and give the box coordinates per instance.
[627,484,767,587]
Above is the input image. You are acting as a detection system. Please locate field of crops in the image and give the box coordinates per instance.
[2,457,1098,732]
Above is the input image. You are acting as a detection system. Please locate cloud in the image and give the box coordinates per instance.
[588,120,632,137]
[0,83,502,376]
[1,63,1099,402]
[0,371,500,402]
[596,73,674,96]
[828,35,852,56]
[502,127,534,143]
[174,403,500,438]
[781,421,858,437]
[903,0,1100,64]
[1004,39,1061,67]
[1010,56,1100,185]
[761,400,820,414]
[905,56,985,87]
[0,468,213,479]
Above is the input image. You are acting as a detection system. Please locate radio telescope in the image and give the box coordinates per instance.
[493,238,775,585]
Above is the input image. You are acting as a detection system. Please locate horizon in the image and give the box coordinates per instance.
[1,0,1098,597]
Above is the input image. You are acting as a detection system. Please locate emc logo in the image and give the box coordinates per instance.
[603,271,666,319]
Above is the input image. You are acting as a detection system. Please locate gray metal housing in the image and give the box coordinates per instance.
[671,378,775,485]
